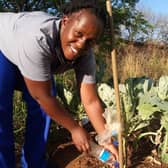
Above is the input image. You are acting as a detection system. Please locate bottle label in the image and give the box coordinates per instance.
[98,149,111,162]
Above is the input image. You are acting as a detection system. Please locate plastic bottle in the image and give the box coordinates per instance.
[89,140,119,168]
[95,129,119,148]
[111,130,119,147]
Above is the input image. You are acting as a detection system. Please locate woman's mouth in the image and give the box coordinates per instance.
[70,45,78,54]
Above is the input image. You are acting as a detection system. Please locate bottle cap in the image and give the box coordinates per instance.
[113,140,119,147]
[113,161,119,168]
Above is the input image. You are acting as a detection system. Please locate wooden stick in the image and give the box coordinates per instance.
[106,1,124,168]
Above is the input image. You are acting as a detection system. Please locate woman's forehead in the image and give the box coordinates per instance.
[68,10,103,29]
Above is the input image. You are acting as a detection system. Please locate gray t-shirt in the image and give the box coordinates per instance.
[0,11,96,83]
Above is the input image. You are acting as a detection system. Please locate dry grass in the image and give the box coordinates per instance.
[104,42,168,83]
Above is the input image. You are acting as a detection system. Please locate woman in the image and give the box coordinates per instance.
[0,0,118,167]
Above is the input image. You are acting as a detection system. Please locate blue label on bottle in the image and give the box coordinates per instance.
[99,149,111,162]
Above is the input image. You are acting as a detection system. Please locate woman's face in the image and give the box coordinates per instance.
[60,9,103,60]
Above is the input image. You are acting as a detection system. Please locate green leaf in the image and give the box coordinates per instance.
[158,76,168,101]
[156,101,168,111]
[161,113,168,131]
[160,134,168,163]
[137,104,160,120]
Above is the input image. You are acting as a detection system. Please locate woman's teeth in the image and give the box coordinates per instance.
[70,46,78,53]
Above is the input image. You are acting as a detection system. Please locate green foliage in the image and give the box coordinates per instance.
[109,0,153,42]
[97,76,168,164]
[0,0,65,12]
[13,91,27,144]
[158,76,168,101]
[55,71,86,120]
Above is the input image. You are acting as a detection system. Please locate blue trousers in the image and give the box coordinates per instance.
[0,51,56,168]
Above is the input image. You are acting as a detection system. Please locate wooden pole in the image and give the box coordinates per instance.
[106,1,124,168]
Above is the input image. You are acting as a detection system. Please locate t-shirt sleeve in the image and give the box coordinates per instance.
[74,49,96,84]
[17,34,51,81]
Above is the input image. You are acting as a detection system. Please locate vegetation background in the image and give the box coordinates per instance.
[0,0,168,166]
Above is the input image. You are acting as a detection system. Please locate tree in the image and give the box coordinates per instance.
[139,6,168,44]
[111,0,153,42]
[0,0,67,12]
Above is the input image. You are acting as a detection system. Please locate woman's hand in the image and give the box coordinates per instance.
[70,125,90,152]
[103,142,119,163]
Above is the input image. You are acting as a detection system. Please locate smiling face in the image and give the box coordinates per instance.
[60,9,103,60]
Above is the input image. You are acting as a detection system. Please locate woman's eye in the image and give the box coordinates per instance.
[75,31,83,37]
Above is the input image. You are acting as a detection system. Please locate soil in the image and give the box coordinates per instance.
[46,123,168,168]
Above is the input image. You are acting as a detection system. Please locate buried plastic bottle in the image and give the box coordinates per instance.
[89,140,119,168]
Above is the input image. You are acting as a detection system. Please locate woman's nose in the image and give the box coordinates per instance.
[77,38,86,49]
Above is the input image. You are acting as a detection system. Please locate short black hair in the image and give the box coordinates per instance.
[62,0,107,28]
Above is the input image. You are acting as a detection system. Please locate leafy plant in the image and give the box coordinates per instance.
[97,76,168,164]
[55,71,86,120]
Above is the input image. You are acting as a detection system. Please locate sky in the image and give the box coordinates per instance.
[137,0,168,16]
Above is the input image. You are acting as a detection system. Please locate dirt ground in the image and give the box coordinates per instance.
[47,141,168,168]
[15,122,168,168]
[46,124,168,168]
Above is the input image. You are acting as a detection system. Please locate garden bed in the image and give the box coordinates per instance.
[47,123,168,168]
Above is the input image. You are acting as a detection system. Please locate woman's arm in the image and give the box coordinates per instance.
[24,77,90,152]
[79,82,118,159]
[79,82,105,133]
